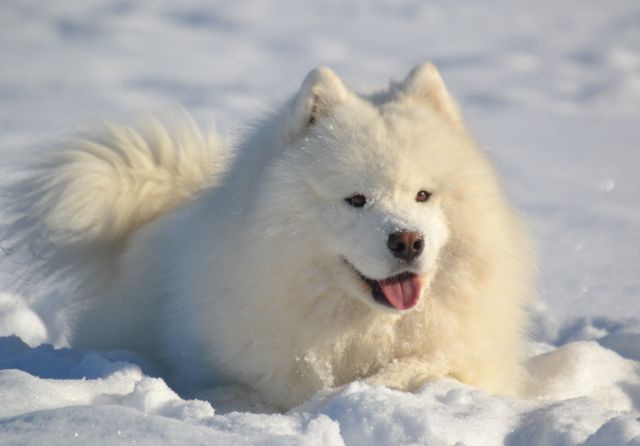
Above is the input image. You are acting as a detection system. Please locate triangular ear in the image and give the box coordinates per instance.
[402,63,464,130]
[288,67,348,136]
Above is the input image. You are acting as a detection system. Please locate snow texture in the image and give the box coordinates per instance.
[1,0,639,444]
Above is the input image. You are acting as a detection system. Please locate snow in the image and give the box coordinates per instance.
[1,337,639,445]
[1,0,640,444]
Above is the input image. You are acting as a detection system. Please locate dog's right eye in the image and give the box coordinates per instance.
[345,194,367,208]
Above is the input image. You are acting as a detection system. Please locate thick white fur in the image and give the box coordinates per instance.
[7,64,533,409]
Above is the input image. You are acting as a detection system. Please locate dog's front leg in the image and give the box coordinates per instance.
[364,356,451,392]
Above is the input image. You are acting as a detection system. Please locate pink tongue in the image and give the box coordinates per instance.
[379,274,422,310]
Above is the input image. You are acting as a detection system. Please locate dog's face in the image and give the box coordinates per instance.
[268,64,471,312]
[304,102,455,313]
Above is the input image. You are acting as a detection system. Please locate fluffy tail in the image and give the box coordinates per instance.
[4,112,225,287]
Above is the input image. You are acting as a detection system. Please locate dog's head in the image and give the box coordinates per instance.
[264,64,479,313]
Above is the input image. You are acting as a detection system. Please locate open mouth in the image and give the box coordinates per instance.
[346,261,422,310]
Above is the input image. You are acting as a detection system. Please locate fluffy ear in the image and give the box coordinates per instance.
[402,63,464,129]
[290,67,348,133]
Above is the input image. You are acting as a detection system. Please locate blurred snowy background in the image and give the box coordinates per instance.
[1,1,639,444]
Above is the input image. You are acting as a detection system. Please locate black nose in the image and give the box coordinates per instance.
[387,231,424,262]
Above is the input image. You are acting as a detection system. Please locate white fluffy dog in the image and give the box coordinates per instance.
[7,63,533,409]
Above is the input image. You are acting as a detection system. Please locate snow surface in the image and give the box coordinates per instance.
[1,0,640,444]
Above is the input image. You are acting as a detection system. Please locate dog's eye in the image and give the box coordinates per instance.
[345,194,367,208]
[416,190,432,202]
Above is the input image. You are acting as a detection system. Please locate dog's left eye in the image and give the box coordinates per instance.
[345,194,367,208]
[416,190,432,202]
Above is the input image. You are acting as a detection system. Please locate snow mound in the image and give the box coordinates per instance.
[526,341,640,411]
[1,336,639,445]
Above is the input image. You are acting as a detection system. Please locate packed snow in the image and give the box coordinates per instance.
[1,0,639,444]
